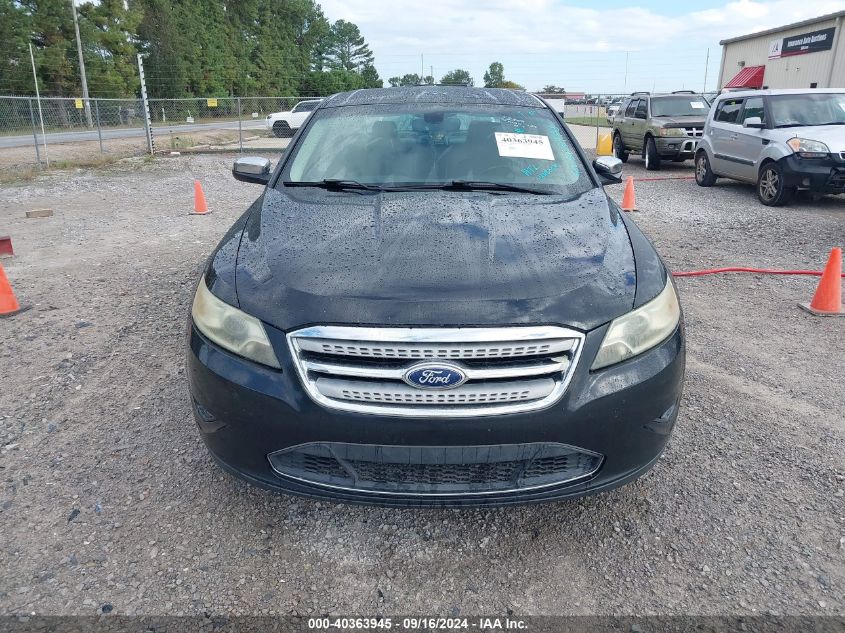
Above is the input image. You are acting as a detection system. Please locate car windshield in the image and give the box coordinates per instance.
[769,93,845,127]
[281,103,593,195]
[650,96,709,117]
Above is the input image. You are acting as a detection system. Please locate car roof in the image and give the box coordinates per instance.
[715,88,845,100]
[649,93,706,98]
[625,92,705,99]
[320,86,547,109]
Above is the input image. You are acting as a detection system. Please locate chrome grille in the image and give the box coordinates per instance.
[297,338,570,359]
[682,127,704,138]
[319,377,553,404]
[287,326,584,417]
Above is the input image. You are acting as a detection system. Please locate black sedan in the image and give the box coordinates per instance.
[187,86,685,507]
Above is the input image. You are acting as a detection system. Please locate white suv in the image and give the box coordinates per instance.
[695,89,845,205]
[265,99,323,138]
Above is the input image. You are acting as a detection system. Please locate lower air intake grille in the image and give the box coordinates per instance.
[268,443,603,496]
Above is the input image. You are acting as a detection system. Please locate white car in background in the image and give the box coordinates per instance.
[606,100,624,121]
[265,99,323,138]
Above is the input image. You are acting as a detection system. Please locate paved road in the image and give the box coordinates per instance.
[0,119,266,149]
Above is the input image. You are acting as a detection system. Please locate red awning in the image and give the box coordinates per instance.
[724,65,765,89]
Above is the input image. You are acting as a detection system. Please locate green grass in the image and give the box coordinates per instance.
[0,166,39,185]
[564,116,612,128]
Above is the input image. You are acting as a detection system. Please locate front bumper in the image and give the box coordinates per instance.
[187,321,685,507]
[655,136,698,158]
[780,155,845,193]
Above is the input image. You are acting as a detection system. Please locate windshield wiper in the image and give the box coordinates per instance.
[815,121,845,126]
[395,180,551,195]
[450,180,552,194]
[285,179,551,195]
[284,179,384,191]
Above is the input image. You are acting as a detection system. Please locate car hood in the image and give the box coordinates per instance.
[234,186,637,332]
[657,116,707,127]
[773,125,845,149]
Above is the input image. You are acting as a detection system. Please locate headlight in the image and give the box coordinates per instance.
[787,137,829,158]
[591,277,680,370]
[191,276,280,368]
[658,128,685,137]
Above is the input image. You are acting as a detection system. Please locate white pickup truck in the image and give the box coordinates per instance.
[265,99,323,138]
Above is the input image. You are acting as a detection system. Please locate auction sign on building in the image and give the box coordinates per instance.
[769,26,836,59]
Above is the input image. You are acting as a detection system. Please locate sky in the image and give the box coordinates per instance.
[319,0,845,94]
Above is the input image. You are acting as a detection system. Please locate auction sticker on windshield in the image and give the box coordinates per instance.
[495,132,555,160]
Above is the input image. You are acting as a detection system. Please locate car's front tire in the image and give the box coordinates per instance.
[695,151,717,187]
[757,161,795,206]
[272,121,293,138]
[613,133,629,163]
[644,136,661,171]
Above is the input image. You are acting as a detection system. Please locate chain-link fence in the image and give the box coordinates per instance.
[0,95,315,173]
[1,91,722,172]
[147,97,313,153]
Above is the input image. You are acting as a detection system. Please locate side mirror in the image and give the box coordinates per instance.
[233,156,272,185]
[593,156,623,185]
[743,116,765,129]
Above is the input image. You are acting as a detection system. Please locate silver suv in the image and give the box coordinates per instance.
[695,89,845,206]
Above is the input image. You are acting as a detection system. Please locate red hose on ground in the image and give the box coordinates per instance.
[633,176,696,182]
[673,267,845,278]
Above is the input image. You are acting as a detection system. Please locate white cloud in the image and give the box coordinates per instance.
[319,0,845,91]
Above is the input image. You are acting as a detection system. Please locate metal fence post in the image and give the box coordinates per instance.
[137,54,154,155]
[94,98,104,154]
[237,97,243,153]
[595,94,601,148]
[27,98,42,169]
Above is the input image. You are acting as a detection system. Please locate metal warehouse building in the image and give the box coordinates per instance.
[718,11,845,90]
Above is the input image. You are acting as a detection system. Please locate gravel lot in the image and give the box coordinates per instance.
[0,152,843,617]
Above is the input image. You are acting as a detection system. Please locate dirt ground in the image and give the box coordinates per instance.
[0,153,843,617]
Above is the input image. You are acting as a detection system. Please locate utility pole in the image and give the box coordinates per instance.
[70,0,93,128]
[622,51,629,94]
[29,43,49,167]
[421,54,424,80]
[703,48,710,94]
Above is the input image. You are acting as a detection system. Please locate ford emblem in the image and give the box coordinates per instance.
[403,363,468,390]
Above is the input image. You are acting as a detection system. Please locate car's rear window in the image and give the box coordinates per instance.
[294,101,320,113]
[281,104,593,195]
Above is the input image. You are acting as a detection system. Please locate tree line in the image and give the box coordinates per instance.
[0,0,382,98]
[388,63,525,90]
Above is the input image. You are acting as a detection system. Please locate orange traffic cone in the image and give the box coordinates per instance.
[0,262,27,317]
[621,176,637,212]
[799,247,843,316]
[190,180,210,215]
